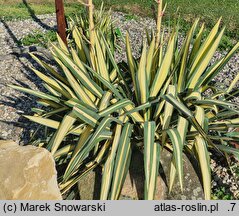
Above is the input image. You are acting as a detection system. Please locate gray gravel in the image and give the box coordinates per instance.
[0,14,57,144]
[0,12,238,198]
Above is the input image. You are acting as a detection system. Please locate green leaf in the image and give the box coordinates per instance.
[99,31,131,95]
[188,27,225,89]
[150,35,175,97]
[167,128,184,191]
[99,99,133,117]
[189,18,221,77]
[24,115,60,130]
[82,62,123,99]
[144,121,160,200]
[9,85,60,103]
[200,41,239,87]
[126,32,137,100]
[95,33,110,81]
[101,124,123,199]
[136,42,149,105]
[194,135,211,200]
[110,123,133,200]
[163,94,193,118]
[177,19,199,92]
[227,70,239,93]
[30,53,69,85]
[162,85,176,145]
[50,111,77,154]
[73,104,100,127]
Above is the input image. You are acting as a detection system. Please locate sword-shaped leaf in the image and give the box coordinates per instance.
[189,18,221,77]
[178,19,199,92]
[126,32,137,99]
[188,27,225,89]
[50,111,77,154]
[95,33,110,81]
[146,37,156,85]
[227,70,239,93]
[194,135,211,200]
[99,99,133,117]
[73,104,100,127]
[30,67,72,99]
[137,42,148,105]
[167,128,184,191]
[162,85,176,145]
[163,94,193,118]
[144,121,160,200]
[188,23,205,65]
[82,62,123,99]
[110,123,133,200]
[9,85,60,103]
[99,31,131,95]
[199,41,239,87]
[150,34,175,97]
[101,124,122,199]
[24,115,60,130]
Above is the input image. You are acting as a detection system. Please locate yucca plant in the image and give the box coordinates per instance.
[9,0,239,200]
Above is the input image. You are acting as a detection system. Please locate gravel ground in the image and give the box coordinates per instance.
[0,12,238,198]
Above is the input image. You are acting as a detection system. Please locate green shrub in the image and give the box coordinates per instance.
[10,0,239,200]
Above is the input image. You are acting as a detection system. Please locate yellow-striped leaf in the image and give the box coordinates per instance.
[144,121,160,200]
[110,123,133,200]
[194,135,211,200]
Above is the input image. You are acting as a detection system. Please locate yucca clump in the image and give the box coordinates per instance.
[10,0,239,200]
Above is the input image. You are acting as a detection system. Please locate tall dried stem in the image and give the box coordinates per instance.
[156,0,163,47]
[88,0,95,49]
[78,0,96,68]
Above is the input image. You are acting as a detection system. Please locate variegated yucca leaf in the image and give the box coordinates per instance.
[100,123,123,200]
[110,123,133,200]
[9,84,60,103]
[194,135,211,200]
[167,128,184,191]
[9,0,239,201]
[50,111,77,154]
[144,121,160,200]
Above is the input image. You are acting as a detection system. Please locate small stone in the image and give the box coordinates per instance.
[193,190,198,197]
[196,187,202,192]
[212,181,217,187]
[181,195,187,200]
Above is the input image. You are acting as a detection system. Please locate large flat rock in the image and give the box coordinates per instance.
[0,140,62,200]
